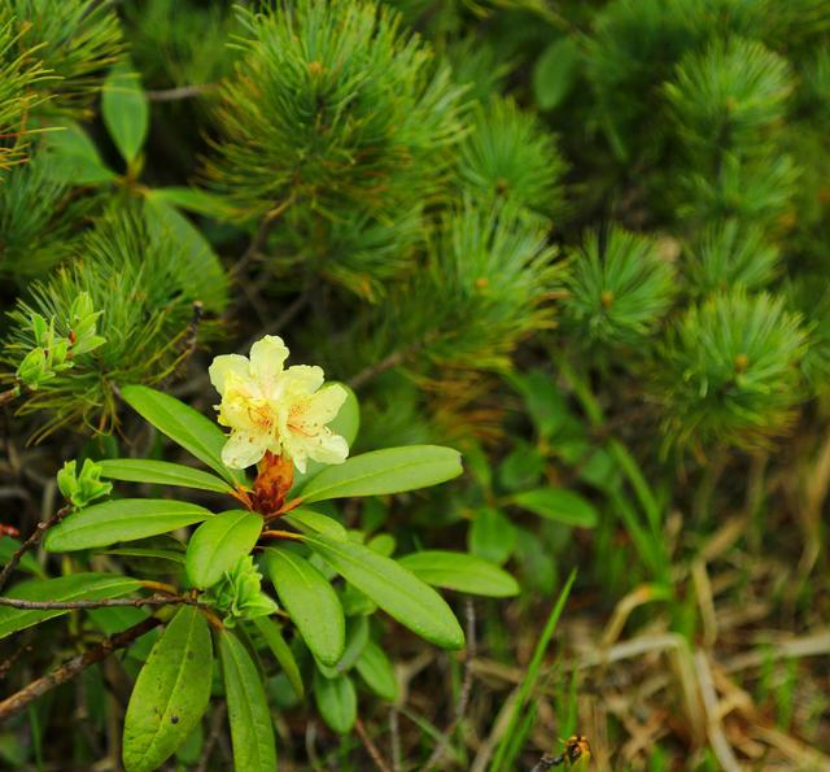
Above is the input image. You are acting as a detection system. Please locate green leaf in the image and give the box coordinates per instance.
[290,384,361,493]
[282,509,347,540]
[264,548,345,667]
[313,670,356,735]
[144,195,229,313]
[98,459,232,494]
[355,640,398,701]
[510,488,598,528]
[44,499,213,552]
[122,606,213,771]
[104,547,185,564]
[150,187,236,219]
[102,63,149,164]
[319,615,368,677]
[506,370,570,438]
[252,617,304,700]
[398,551,519,598]
[533,37,580,111]
[303,533,464,650]
[0,574,141,640]
[43,122,116,185]
[299,445,462,503]
[220,630,278,771]
[120,385,240,486]
[186,511,263,589]
[469,506,517,566]
[0,537,47,578]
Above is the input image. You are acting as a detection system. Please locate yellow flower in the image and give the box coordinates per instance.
[208,336,349,472]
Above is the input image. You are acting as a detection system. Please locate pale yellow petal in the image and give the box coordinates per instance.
[209,354,250,396]
[304,384,347,426]
[221,430,270,469]
[250,335,289,386]
[279,365,325,397]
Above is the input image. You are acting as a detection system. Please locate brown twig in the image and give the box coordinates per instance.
[197,701,227,771]
[348,350,407,391]
[424,597,477,770]
[0,505,70,594]
[0,594,203,611]
[146,83,215,101]
[355,717,391,772]
[0,387,21,408]
[0,616,162,725]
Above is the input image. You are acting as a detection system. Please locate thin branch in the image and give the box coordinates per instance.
[0,594,202,611]
[0,505,70,594]
[0,387,21,408]
[348,350,406,391]
[197,701,227,771]
[146,83,215,101]
[0,616,163,725]
[424,597,477,770]
[355,717,391,772]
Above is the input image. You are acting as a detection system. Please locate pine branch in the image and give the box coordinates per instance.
[0,616,162,725]
[0,505,70,594]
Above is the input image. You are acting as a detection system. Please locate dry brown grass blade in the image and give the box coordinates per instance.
[694,650,742,771]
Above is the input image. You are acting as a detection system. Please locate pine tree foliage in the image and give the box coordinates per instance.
[3,211,215,436]
[205,0,466,221]
[121,0,239,90]
[2,0,122,116]
[683,219,779,295]
[456,96,567,219]
[665,37,793,160]
[657,291,806,455]
[0,16,49,170]
[0,146,81,281]
[561,227,676,351]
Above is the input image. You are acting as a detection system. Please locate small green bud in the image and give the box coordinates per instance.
[16,348,51,388]
[57,460,79,502]
[57,458,112,508]
[206,556,278,625]
[31,314,49,346]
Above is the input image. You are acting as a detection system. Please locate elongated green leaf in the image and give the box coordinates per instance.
[533,37,580,111]
[252,617,304,700]
[398,551,519,598]
[149,186,236,219]
[318,615,369,678]
[264,548,344,667]
[0,574,141,640]
[45,499,212,552]
[303,534,464,650]
[220,630,278,771]
[0,536,47,578]
[102,64,148,164]
[299,445,462,503]
[99,459,232,494]
[120,385,239,485]
[313,670,356,734]
[186,510,263,589]
[510,488,598,528]
[469,506,517,565]
[144,196,229,313]
[43,122,116,185]
[283,509,347,540]
[104,547,185,564]
[355,640,398,701]
[123,607,213,771]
